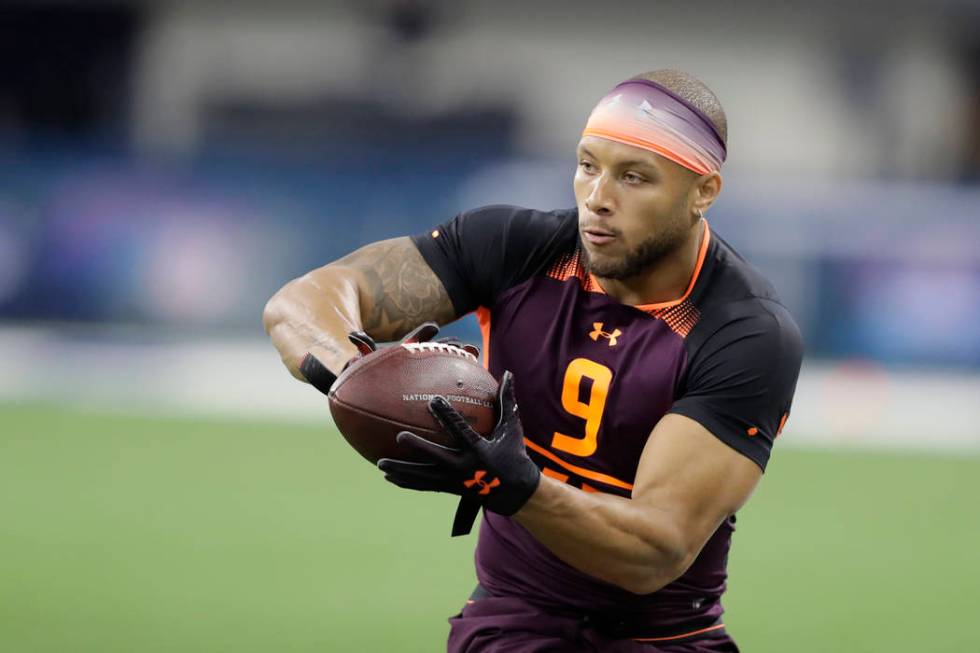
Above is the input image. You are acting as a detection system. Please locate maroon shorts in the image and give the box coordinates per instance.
[447,588,740,653]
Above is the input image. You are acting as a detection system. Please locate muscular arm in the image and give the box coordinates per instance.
[263,237,457,381]
[513,413,762,595]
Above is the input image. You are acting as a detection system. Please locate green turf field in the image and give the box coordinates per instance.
[1,404,978,652]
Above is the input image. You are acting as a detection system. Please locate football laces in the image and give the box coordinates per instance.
[401,341,478,362]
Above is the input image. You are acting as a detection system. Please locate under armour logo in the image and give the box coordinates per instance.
[589,322,621,346]
[463,470,500,495]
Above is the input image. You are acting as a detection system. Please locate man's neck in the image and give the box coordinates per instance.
[593,220,706,307]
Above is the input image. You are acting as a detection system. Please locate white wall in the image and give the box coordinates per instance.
[132,1,975,179]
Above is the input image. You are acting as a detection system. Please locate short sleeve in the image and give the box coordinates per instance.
[669,301,804,471]
[411,205,576,315]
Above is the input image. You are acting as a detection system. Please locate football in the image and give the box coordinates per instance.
[327,342,498,463]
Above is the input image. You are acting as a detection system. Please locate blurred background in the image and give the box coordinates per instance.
[2,1,979,651]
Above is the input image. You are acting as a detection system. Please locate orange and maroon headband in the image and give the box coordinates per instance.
[582,79,727,175]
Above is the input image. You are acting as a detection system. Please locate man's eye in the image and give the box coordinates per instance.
[623,172,644,184]
[579,161,596,173]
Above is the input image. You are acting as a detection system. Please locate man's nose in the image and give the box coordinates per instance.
[585,174,615,215]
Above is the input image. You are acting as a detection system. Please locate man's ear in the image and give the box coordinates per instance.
[692,172,723,217]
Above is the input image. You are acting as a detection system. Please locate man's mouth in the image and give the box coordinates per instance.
[582,227,617,246]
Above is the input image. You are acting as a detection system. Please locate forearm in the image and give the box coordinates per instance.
[263,237,457,382]
[263,264,362,380]
[513,476,690,595]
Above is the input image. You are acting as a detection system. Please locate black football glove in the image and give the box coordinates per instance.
[377,371,541,536]
[299,322,478,395]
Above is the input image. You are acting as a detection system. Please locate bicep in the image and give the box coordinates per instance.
[631,413,762,564]
[333,236,457,341]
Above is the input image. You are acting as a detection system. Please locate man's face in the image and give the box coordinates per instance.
[573,136,697,280]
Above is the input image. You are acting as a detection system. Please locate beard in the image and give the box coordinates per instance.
[582,227,687,281]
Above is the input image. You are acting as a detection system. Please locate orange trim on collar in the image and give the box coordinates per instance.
[588,220,711,311]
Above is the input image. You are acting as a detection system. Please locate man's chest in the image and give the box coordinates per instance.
[482,277,689,495]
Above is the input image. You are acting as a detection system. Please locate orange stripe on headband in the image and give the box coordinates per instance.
[582,80,726,175]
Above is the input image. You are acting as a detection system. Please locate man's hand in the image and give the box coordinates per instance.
[378,372,541,532]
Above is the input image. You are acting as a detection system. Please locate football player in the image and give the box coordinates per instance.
[265,69,803,652]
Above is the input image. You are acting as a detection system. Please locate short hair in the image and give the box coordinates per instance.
[631,69,728,146]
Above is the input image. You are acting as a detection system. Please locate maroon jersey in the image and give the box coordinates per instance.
[412,206,803,639]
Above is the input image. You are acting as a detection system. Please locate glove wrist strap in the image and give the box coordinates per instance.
[451,495,482,537]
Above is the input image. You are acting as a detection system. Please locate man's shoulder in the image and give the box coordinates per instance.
[411,205,579,314]
[691,231,801,347]
[703,232,781,304]
[448,204,580,275]
[457,205,578,235]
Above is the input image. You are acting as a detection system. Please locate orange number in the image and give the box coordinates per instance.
[551,358,612,457]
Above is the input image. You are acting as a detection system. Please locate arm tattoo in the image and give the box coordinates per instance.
[309,335,347,360]
[343,237,456,341]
